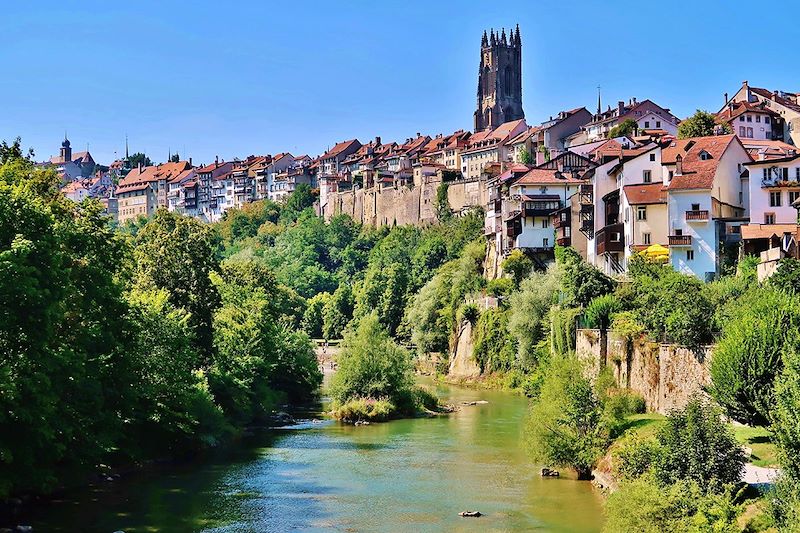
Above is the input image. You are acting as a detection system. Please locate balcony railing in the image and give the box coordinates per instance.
[596,223,624,255]
[685,210,709,221]
[668,235,692,246]
[556,236,571,247]
[522,200,562,217]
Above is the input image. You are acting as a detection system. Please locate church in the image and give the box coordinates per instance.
[48,136,96,181]
[474,25,524,132]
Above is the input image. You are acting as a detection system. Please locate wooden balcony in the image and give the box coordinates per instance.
[685,210,709,222]
[668,235,692,246]
[556,236,571,247]
[596,223,624,255]
[552,206,571,229]
[522,199,562,218]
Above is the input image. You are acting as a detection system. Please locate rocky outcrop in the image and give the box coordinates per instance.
[448,320,481,378]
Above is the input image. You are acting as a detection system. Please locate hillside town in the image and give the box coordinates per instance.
[43,27,800,283]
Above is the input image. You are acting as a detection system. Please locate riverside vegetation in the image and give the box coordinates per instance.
[6,134,800,531]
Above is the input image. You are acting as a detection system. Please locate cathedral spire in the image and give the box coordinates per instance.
[597,85,602,115]
[125,134,129,160]
[500,28,507,45]
[515,24,522,45]
[490,29,496,46]
[481,30,488,47]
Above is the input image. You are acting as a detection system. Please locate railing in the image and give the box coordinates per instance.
[556,236,571,246]
[523,200,562,217]
[668,235,692,246]
[579,183,593,204]
[685,210,709,221]
[596,223,624,254]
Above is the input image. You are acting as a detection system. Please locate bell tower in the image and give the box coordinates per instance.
[474,25,524,132]
[60,133,72,162]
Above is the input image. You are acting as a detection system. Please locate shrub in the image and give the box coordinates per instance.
[710,288,800,426]
[502,249,533,286]
[773,346,800,481]
[486,277,514,298]
[332,397,395,423]
[472,307,515,373]
[508,264,562,367]
[612,435,663,481]
[524,356,607,479]
[653,397,746,491]
[583,294,622,330]
[550,305,581,357]
[458,302,480,325]
[770,257,800,295]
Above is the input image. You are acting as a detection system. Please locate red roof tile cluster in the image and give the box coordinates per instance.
[665,134,746,190]
[623,183,667,204]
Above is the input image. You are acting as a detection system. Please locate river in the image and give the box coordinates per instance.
[25,379,604,532]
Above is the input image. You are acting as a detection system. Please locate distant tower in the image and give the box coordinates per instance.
[474,25,524,132]
[60,133,72,162]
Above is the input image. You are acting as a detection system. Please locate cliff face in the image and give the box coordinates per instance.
[448,320,481,378]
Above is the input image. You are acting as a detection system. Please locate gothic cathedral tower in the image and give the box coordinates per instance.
[474,25,524,132]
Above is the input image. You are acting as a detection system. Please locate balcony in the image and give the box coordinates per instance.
[596,223,624,255]
[556,236,571,247]
[579,183,593,204]
[668,235,692,246]
[685,210,709,222]
[522,199,562,217]
[552,206,571,229]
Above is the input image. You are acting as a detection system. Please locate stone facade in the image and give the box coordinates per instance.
[474,27,524,132]
[576,329,712,414]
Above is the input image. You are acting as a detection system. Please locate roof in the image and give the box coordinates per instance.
[665,134,744,190]
[495,163,533,183]
[740,223,799,241]
[623,183,667,204]
[717,100,780,123]
[506,126,541,146]
[750,87,800,113]
[322,139,360,159]
[514,168,586,185]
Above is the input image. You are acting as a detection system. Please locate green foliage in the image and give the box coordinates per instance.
[654,397,746,490]
[524,356,608,479]
[604,478,741,533]
[329,314,416,411]
[0,136,34,163]
[501,249,533,286]
[127,152,152,168]
[508,265,562,367]
[710,287,800,426]
[472,307,515,373]
[434,182,451,222]
[770,258,800,295]
[583,294,622,330]
[613,435,664,481]
[559,249,615,308]
[773,345,800,481]
[458,302,480,325]
[518,146,534,165]
[550,305,582,357]
[607,118,638,138]
[486,277,514,297]
[302,292,331,338]
[678,109,732,139]
[322,283,353,339]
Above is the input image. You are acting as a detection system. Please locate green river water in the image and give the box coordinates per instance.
[26,379,604,532]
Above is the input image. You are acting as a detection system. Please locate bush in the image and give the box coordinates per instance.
[604,477,741,533]
[472,307,515,373]
[458,302,480,325]
[331,397,395,423]
[524,356,607,479]
[486,277,514,298]
[583,294,622,330]
[508,265,562,367]
[710,288,800,426]
[502,249,534,286]
[550,305,581,357]
[770,257,800,295]
[653,397,746,491]
[773,346,800,482]
[613,435,663,481]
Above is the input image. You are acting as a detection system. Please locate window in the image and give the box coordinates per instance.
[637,205,647,220]
[765,213,776,224]
[756,115,761,123]
[643,169,652,183]
[765,117,771,124]
[644,121,650,128]
[643,232,651,245]
[542,218,549,228]
[699,150,711,160]
[656,121,661,128]
[796,168,800,180]
[543,237,549,247]
[747,127,753,138]
[669,171,674,180]
[650,153,656,162]
[783,167,790,180]
[539,186,547,194]
[674,228,683,236]
[740,116,746,122]
[686,250,694,261]
[692,203,700,210]
[770,191,782,207]
[747,115,752,122]
[740,126,746,136]
[789,191,800,204]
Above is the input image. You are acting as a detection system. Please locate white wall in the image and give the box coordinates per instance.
[668,190,717,279]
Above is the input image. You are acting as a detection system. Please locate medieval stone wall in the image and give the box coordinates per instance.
[576,329,712,414]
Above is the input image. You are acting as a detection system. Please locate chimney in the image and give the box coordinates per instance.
[675,154,683,175]
[138,162,142,173]
[215,155,219,168]
[724,92,728,105]
[618,101,625,115]
[416,132,421,138]
[375,136,381,145]
[189,157,193,166]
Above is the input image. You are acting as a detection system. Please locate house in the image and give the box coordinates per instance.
[196,159,235,221]
[717,100,783,141]
[318,139,362,210]
[584,98,679,142]
[167,168,199,215]
[727,81,800,146]
[531,107,593,164]
[461,119,528,180]
[116,161,193,224]
[44,137,96,181]
[272,156,316,200]
[420,130,472,172]
[663,135,751,280]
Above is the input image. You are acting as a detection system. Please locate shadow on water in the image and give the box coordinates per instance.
[25,381,605,533]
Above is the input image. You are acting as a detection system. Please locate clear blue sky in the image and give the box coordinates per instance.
[2,1,797,166]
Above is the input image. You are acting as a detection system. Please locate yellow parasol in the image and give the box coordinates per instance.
[641,243,669,262]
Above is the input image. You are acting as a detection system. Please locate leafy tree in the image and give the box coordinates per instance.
[678,110,732,139]
[607,118,638,138]
[329,314,415,408]
[302,292,331,338]
[502,249,533,286]
[560,251,615,308]
[770,258,800,295]
[508,265,562,366]
[473,307,515,372]
[322,283,354,339]
[0,136,34,164]
[280,183,317,223]
[127,152,153,168]
[524,356,607,479]
[169,152,180,163]
[583,294,622,330]
[435,182,451,222]
[518,146,533,165]
[710,287,800,425]
[771,345,800,486]
[135,209,221,361]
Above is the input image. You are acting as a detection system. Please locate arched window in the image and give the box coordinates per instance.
[504,65,513,96]
[483,66,491,96]
[485,108,492,128]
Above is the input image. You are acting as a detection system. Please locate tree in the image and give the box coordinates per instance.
[322,283,354,339]
[127,152,152,168]
[710,287,800,425]
[0,137,34,164]
[329,314,415,406]
[607,118,638,138]
[678,110,731,139]
[769,258,800,295]
[560,251,615,308]
[524,356,607,479]
[134,209,221,361]
[435,182,451,222]
[584,294,622,330]
[770,345,800,481]
[502,249,533,286]
[169,152,180,163]
[508,265,562,367]
[302,292,331,338]
[518,147,534,165]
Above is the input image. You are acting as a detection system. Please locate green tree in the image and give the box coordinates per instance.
[502,249,533,286]
[518,147,533,165]
[322,283,354,339]
[134,209,221,361]
[710,287,800,425]
[607,118,638,138]
[302,292,331,338]
[584,294,622,330]
[524,356,607,479]
[770,258,800,295]
[0,136,34,164]
[127,152,153,168]
[678,110,732,139]
[435,182,452,222]
[508,265,562,367]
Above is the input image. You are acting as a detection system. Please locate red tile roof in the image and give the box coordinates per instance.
[322,139,360,159]
[623,183,667,204]
[716,100,780,123]
[514,168,586,185]
[666,134,745,190]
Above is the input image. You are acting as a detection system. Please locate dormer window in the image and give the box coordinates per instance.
[699,150,712,161]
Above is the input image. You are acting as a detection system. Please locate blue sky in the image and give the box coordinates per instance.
[2,1,798,165]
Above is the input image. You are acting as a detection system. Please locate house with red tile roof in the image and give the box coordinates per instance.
[584,98,679,142]
[662,134,751,279]
[461,119,527,180]
[318,139,362,210]
[727,81,800,146]
[530,107,593,164]
[716,99,782,141]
